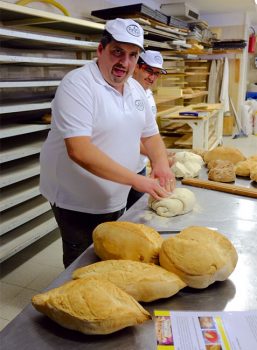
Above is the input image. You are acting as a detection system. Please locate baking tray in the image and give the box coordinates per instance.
[168,16,189,30]
[91,3,169,25]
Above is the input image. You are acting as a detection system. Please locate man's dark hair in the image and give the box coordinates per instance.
[137,57,146,66]
[100,30,114,48]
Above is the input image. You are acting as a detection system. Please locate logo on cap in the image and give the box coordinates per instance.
[135,100,144,111]
[154,55,162,64]
[126,24,140,37]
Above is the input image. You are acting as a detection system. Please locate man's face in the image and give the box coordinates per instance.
[97,41,140,92]
[133,64,161,90]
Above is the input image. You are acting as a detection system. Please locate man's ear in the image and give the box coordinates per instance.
[97,43,103,56]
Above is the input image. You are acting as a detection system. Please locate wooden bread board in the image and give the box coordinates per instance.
[181,178,257,199]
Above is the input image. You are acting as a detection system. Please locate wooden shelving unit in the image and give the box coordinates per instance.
[0,0,103,262]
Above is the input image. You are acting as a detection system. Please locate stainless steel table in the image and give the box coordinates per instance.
[1,173,257,349]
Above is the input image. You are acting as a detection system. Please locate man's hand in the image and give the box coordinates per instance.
[131,174,172,200]
[150,166,176,193]
[167,150,176,168]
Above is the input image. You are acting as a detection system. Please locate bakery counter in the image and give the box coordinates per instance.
[122,169,257,235]
[1,230,257,350]
[1,175,257,349]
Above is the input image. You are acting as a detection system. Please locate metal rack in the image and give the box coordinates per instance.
[0,1,103,263]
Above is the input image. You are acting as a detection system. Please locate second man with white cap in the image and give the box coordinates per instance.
[127,50,175,209]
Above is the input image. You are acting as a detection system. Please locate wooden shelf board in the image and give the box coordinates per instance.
[0,211,57,263]
[0,177,40,211]
[0,0,104,35]
[0,80,60,88]
[0,195,50,236]
[0,101,51,114]
[0,27,98,50]
[0,136,45,163]
[0,123,50,139]
[0,157,40,188]
[0,54,89,66]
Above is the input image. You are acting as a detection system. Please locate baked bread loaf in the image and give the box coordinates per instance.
[72,260,186,302]
[207,159,232,170]
[93,222,163,264]
[204,146,245,165]
[159,226,238,289]
[32,277,151,334]
[148,188,196,217]
[250,164,257,182]
[208,160,235,182]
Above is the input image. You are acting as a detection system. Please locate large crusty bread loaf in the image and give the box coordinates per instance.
[208,160,235,182]
[72,260,186,302]
[32,277,151,334]
[204,146,245,165]
[250,163,257,182]
[93,222,163,264]
[159,226,238,289]
[235,157,257,177]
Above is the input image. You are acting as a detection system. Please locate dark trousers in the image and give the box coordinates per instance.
[126,167,146,210]
[51,204,125,268]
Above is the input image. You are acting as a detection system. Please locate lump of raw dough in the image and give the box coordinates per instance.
[204,146,246,165]
[72,260,186,302]
[93,222,163,264]
[148,188,196,217]
[32,277,151,334]
[159,226,238,289]
[172,151,204,178]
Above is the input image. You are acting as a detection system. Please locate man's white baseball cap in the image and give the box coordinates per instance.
[140,50,167,74]
[105,18,145,51]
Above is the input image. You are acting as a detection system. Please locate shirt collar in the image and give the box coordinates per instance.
[90,59,133,96]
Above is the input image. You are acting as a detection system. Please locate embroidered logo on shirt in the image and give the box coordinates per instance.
[135,99,144,111]
[126,25,141,37]
[152,105,157,114]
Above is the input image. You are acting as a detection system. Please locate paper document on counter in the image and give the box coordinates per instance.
[154,310,257,350]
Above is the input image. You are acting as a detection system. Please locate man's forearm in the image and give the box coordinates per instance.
[141,134,169,167]
[65,136,138,186]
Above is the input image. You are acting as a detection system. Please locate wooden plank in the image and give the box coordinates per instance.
[182,178,257,198]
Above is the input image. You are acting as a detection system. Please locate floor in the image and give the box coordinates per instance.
[0,135,256,332]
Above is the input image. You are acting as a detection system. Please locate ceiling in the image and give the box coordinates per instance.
[156,0,257,15]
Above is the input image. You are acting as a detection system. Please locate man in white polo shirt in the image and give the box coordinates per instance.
[127,50,175,209]
[40,18,175,267]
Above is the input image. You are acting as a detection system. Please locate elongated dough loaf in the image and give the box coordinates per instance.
[159,226,238,289]
[73,260,186,302]
[148,188,196,217]
[32,277,151,334]
[93,221,163,264]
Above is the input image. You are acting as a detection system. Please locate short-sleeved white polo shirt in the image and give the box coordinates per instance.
[40,61,159,214]
[136,88,157,173]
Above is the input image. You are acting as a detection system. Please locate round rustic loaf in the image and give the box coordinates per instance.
[159,226,238,289]
[72,260,186,302]
[93,221,163,264]
[32,277,151,334]
[204,146,245,165]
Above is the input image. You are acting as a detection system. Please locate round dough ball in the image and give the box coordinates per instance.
[149,188,196,217]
